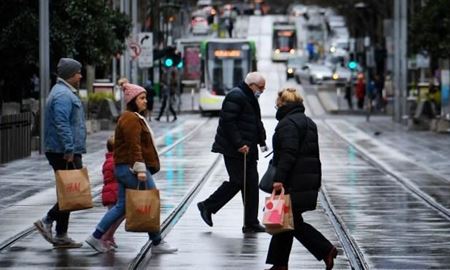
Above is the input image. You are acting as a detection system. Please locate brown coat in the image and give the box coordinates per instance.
[114,111,160,174]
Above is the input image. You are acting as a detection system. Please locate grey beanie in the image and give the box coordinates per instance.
[57,58,82,80]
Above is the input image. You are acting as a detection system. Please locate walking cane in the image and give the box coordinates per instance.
[243,151,247,227]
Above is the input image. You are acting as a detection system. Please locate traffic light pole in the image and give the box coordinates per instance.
[39,0,50,154]
[393,0,407,123]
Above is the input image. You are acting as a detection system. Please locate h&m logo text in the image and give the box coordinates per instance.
[137,205,151,214]
[65,182,80,193]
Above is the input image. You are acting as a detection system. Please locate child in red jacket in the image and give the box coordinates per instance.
[101,136,123,248]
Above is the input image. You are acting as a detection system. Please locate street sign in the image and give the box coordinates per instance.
[128,41,141,60]
[138,32,153,68]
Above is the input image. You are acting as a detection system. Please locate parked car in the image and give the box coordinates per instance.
[295,63,333,84]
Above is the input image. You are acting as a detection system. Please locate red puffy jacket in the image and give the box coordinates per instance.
[101,152,118,206]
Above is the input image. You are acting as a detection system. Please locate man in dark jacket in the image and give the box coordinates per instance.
[197,72,268,233]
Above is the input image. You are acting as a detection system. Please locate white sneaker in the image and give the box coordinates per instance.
[34,218,54,244]
[152,240,178,254]
[53,234,83,248]
[85,235,109,253]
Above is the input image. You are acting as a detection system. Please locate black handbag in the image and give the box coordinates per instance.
[259,159,276,193]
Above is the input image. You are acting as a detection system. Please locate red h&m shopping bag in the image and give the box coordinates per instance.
[55,167,93,211]
[125,187,160,232]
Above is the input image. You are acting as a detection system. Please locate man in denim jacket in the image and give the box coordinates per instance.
[34,58,87,248]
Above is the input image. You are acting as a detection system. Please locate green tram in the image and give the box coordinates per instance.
[199,39,257,113]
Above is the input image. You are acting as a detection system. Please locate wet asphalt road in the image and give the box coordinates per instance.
[0,15,449,269]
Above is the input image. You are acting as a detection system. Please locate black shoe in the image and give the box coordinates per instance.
[242,224,265,233]
[155,117,160,121]
[197,202,213,227]
[324,246,338,270]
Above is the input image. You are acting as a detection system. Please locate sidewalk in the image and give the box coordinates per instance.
[313,83,449,177]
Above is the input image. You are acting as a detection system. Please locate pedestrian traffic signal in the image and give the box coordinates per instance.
[177,59,183,69]
[163,57,174,68]
[348,61,358,70]
[163,50,182,68]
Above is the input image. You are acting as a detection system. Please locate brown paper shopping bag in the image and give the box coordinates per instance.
[55,167,93,211]
[125,186,160,233]
[264,188,294,235]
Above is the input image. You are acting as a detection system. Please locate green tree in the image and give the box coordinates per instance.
[0,0,131,102]
[410,0,450,61]
[50,0,131,66]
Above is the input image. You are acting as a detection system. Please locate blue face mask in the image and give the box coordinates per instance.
[254,90,262,98]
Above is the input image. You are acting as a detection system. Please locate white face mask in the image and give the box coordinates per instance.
[254,90,262,98]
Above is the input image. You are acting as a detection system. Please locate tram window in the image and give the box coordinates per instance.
[234,67,243,83]
[212,67,224,95]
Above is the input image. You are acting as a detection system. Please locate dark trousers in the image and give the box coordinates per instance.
[266,209,333,266]
[202,155,260,226]
[157,95,176,119]
[45,152,83,236]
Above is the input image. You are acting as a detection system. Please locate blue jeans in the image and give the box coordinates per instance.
[96,164,161,242]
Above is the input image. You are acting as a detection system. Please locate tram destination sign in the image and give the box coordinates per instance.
[214,49,241,58]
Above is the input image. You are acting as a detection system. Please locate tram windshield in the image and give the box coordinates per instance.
[273,29,296,52]
[206,42,251,95]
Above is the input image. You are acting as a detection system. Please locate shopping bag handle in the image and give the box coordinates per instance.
[267,187,285,213]
[135,180,148,190]
[270,186,285,199]
[65,161,76,170]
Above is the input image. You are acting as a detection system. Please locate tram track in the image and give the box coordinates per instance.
[0,118,209,253]
[319,187,369,270]
[128,154,221,270]
[324,121,450,221]
[317,119,450,270]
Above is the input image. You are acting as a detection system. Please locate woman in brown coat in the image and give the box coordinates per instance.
[86,83,177,254]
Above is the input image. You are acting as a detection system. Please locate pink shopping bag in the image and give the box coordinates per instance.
[263,187,286,228]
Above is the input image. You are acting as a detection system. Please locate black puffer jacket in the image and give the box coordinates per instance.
[211,81,266,160]
[273,102,321,212]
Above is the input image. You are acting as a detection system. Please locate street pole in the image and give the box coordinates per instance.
[393,0,408,123]
[131,0,138,84]
[120,0,129,112]
[393,0,401,122]
[39,0,50,154]
[399,0,408,124]
[112,0,117,91]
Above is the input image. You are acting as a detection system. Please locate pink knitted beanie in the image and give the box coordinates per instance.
[122,83,146,104]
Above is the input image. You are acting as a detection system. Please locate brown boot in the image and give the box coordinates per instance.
[324,246,338,270]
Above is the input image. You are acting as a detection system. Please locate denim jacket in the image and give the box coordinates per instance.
[44,80,87,154]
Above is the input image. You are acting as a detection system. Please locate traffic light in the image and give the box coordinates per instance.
[163,57,174,68]
[347,52,357,70]
[162,50,182,68]
[176,58,183,69]
[347,60,358,70]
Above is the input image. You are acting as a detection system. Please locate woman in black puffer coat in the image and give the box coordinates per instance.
[265,88,337,270]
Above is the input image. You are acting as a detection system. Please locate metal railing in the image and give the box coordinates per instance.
[0,112,32,164]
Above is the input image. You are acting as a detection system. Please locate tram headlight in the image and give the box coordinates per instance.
[275,49,280,54]
[330,46,336,53]
[289,49,295,54]
[332,73,339,80]
[287,68,294,74]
